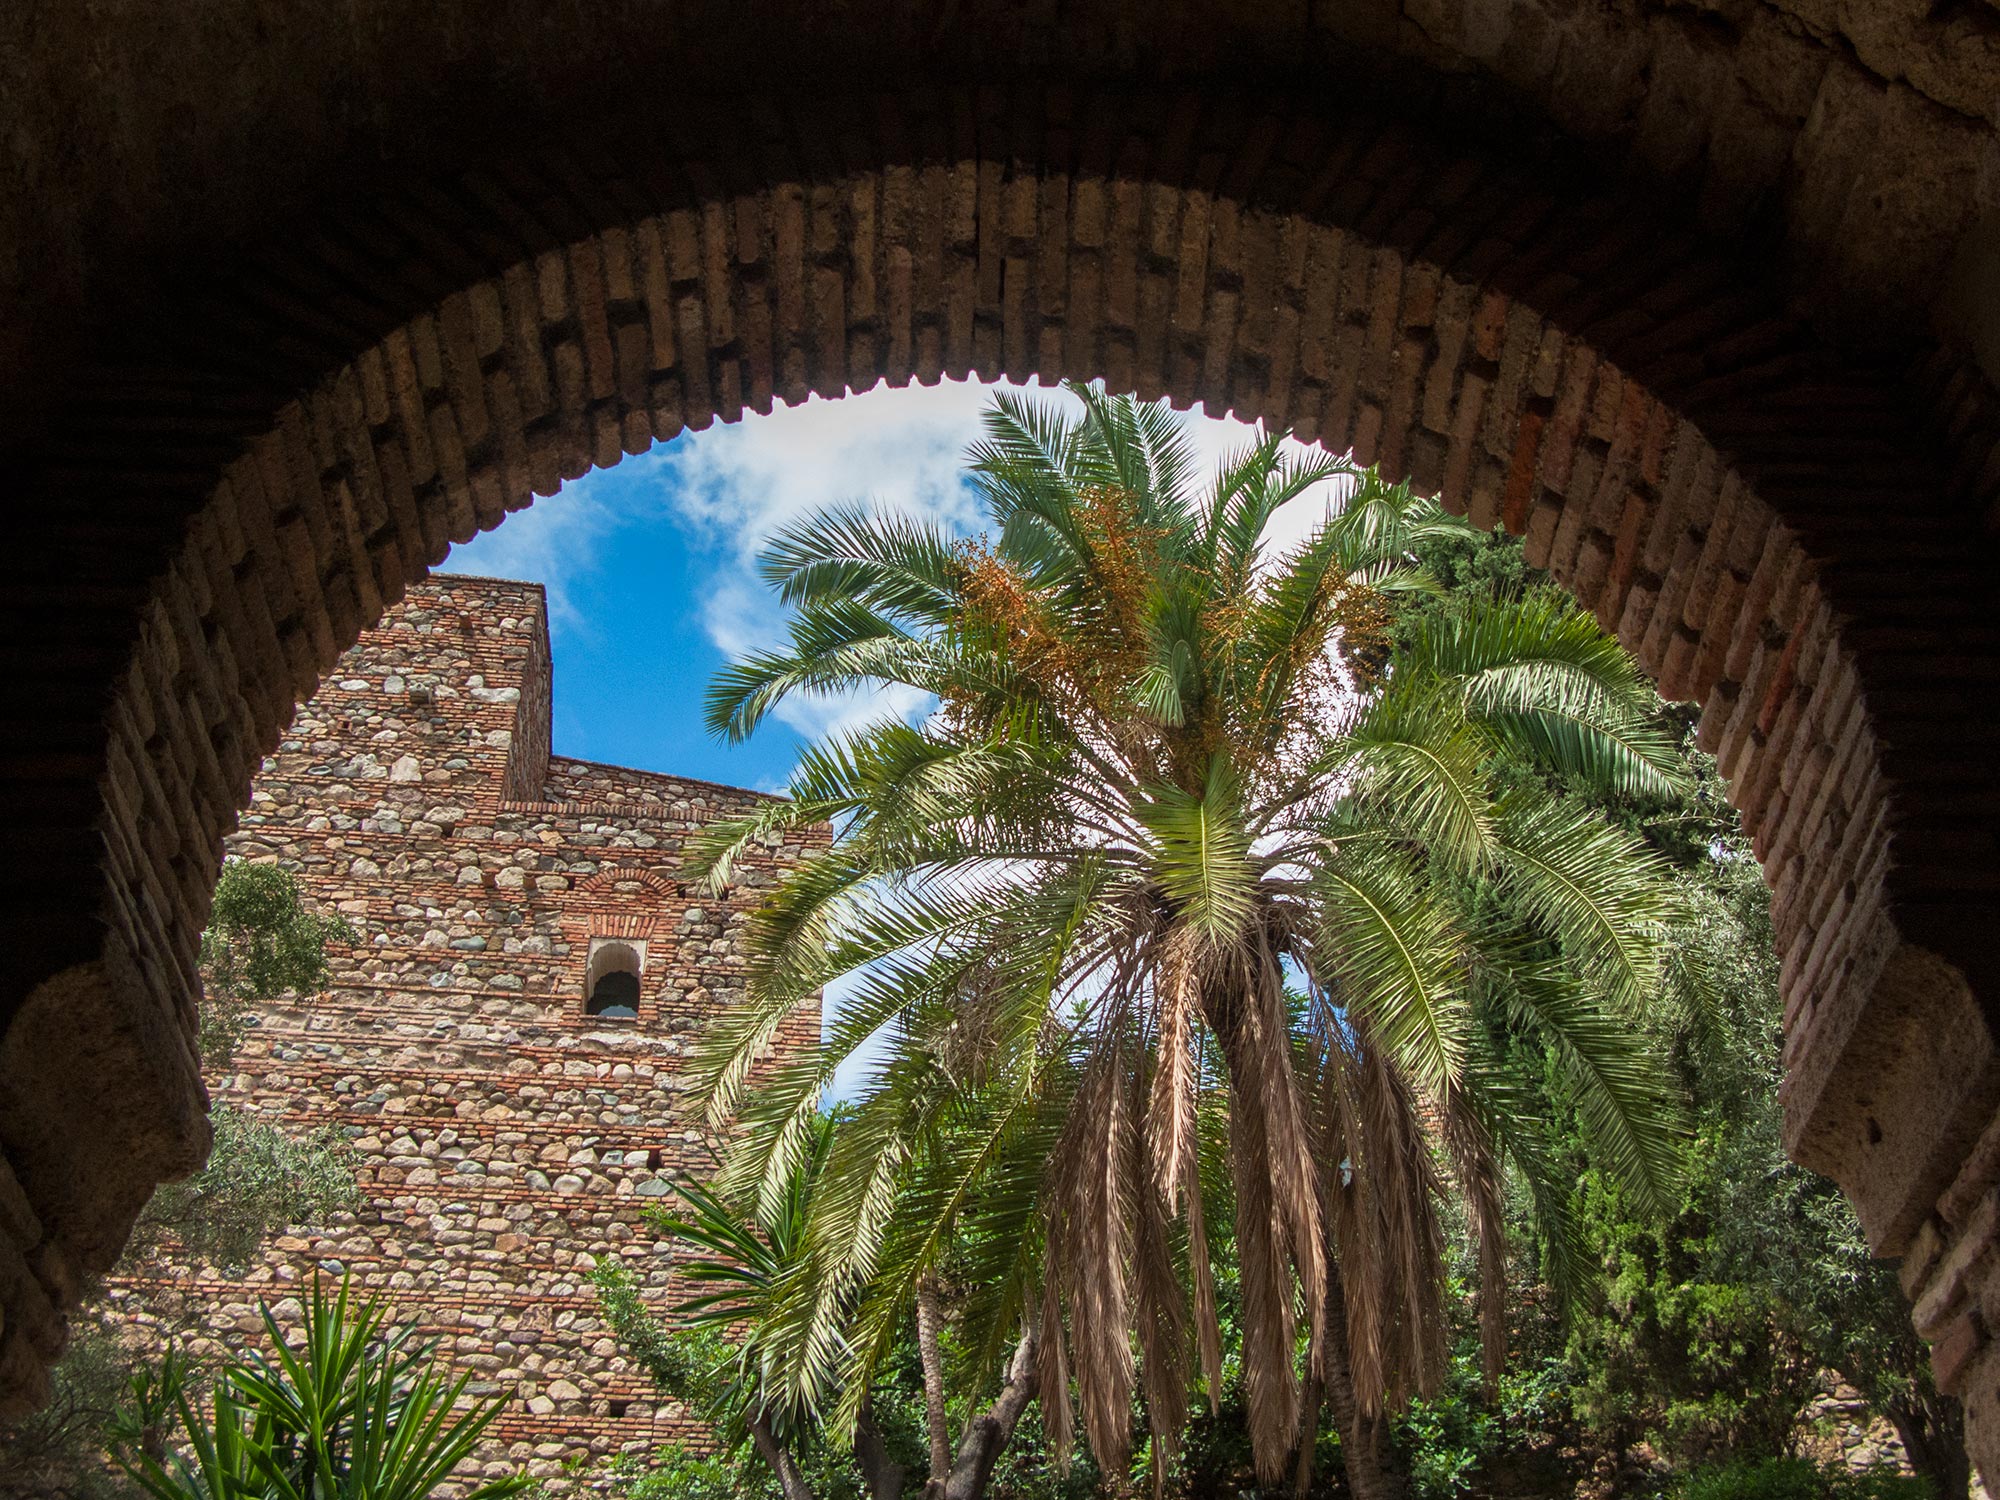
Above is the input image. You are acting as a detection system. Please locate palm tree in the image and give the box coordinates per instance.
[594,1114,911,1500]
[596,1115,1045,1500]
[113,1277,526,1500]
[690,385,1690,1495]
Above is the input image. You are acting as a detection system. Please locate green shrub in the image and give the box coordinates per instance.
[1679,1457,1932,1500]
[583,1446,762,1500]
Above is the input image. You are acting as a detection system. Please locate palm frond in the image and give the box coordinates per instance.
[1487,950,1686,1218]
[1135,756,1257,948]
[757,502,964,620]
[1339,685,1497,872]
[1311,851,1468,1096]
[1494,797,1677,1013]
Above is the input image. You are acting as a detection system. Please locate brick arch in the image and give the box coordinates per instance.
[6,80,2000,1463]
[574,868,680,904]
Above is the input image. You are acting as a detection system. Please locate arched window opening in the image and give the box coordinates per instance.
[585,939,645,1020]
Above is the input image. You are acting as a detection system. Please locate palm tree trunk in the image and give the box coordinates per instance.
[941,1330,1039,1500]
[748,1413,817,1500]
[1324,1263,1406,1500]
[855,1395,908,1500]
[917,1275,952,1498]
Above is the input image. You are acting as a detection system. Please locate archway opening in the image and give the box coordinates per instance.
[72,368,1947,1499]
[8,113,1991,1489]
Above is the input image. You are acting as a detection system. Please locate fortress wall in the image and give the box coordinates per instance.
[109,573,825,1484]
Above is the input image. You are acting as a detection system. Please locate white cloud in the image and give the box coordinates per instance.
[440,470,654,636]
[661,377,996,560]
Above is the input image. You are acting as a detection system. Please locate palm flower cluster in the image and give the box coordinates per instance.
[690,385,1690,1487]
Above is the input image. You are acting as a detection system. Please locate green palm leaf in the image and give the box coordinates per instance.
[1495,797,1676,1012]
[1135,756,1257,946]
[1312,850,1467,1095]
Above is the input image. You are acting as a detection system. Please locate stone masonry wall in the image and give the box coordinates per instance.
[109,573,825,1486]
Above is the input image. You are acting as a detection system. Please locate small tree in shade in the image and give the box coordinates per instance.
[197,860,354,1071]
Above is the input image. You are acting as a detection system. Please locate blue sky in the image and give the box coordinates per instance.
[443,377,1318,793]
[442,377,1337,1097]
[445,379,989,792]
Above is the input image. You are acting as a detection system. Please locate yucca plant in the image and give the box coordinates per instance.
[691,384,1691,1497]
[113,1276,527,1500]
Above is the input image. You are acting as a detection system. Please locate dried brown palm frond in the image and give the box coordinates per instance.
[1243,932,1329,1350]
[1046,1041,1137,1473]
[1317,1021,1449,1420]
[1131,1089,1190,1482]
[1294,1047,1342,1500]
[1369,1032,1449,1409]
[1320,1032,1387,1412]
[1183,1139,1224,1413]
[1184,938,1331,1484]
[1035,1269,1074,1466]
[1363,1035,1449,1412]
[1146,926,1202,1207]
[1229,1088,1301,1483]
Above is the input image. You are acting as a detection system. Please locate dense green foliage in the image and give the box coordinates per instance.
[1561,847,1961,1494]
[1676,1458,1931,1500]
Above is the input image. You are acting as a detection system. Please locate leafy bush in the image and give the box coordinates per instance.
[199,859,354,1069]
[577,1446,767,1500]
[1679,1457,1932,1500]
[1393,1306,1572,1500]
[132,1104,357,1272]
